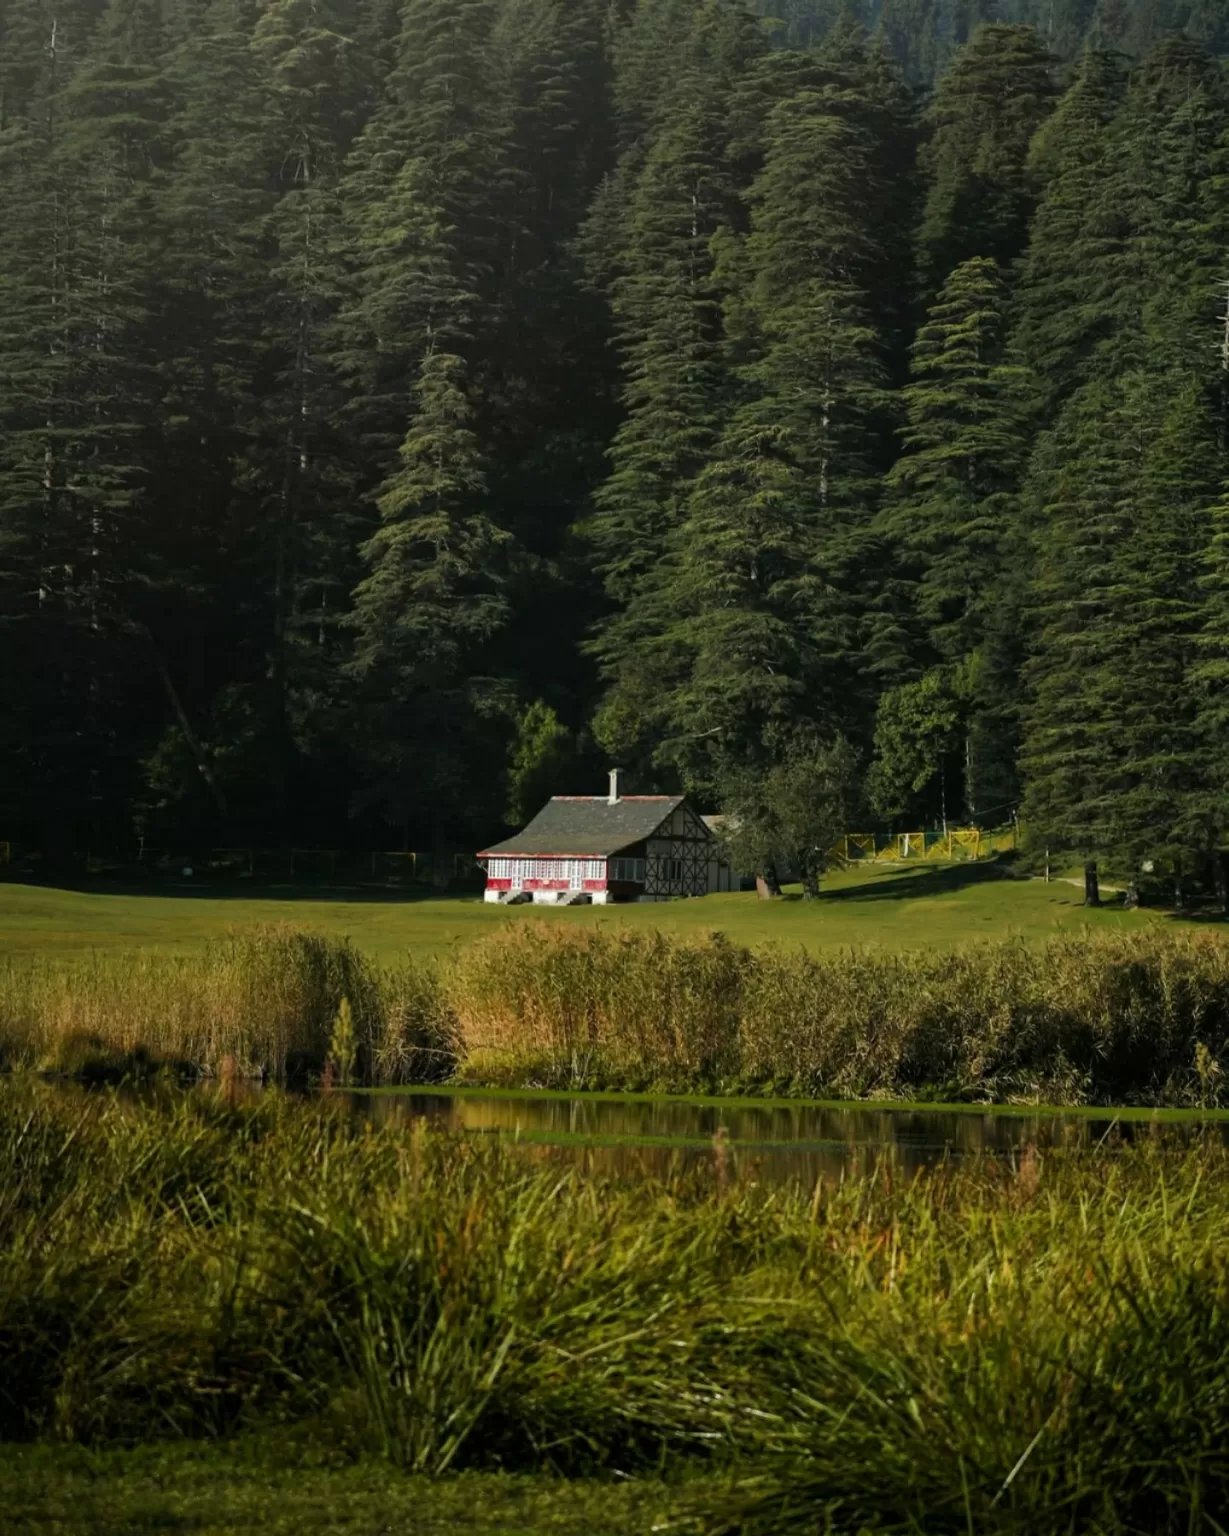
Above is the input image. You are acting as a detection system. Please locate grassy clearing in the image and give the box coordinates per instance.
[4,923,1229,1104]
[0,860,1186,965]
[3,1083,1229,1533]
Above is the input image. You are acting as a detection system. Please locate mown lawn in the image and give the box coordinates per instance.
[0,1444,674,1534]
[0,861,1192,965]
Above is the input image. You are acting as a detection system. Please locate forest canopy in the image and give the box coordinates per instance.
[2,0,1229,879]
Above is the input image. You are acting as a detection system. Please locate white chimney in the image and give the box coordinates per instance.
[608,768,621,805]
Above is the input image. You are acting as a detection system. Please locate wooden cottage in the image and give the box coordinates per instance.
[478,771,735,904]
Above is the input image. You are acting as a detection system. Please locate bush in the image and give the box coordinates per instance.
[370,962,459,1086]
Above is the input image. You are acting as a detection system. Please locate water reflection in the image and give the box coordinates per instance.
[348,1089,1229,1185]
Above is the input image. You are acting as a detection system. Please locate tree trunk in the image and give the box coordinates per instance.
[801,854,820,900]
[965,730,975,822]
[1215,851,1229,916]
[142,628,229,823]
[939,758,948,836]
[1083,861,1100,907]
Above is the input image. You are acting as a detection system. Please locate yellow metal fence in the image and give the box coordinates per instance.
[828,827,1015,865]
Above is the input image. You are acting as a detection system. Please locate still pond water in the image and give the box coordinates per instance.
[345,1087,1229,1184]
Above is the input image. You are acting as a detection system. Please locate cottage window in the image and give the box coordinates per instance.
[610,857,646,883]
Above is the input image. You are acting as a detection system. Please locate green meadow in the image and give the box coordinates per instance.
[0,860,1183,966]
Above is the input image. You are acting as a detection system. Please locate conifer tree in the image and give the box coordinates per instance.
[0,0,169,839]
[349,347,512,828]
[1191,480,1229,853]
[650,56,899,784]
[1016,36,1229,866]
[883,256,1025,812]
[243,0,366,817]
[917,23,1057,292]
[1021,372,1210,872]
[1009,47,1127,421]
[887,256,1022,662]
[477,0,617,585]
[152,0,274,710]
[586,7,765,776]
[612,0,724,149]
[877,0,946,86]
[380,0,504,254]
[1060,37,1228,392]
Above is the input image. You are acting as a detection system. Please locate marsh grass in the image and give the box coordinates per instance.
[3,1082,1229,1532]
[450,927,746,1089]
[450,924,1229,1105]
[0,921,445,1081]
[4,921,1229,1104]
[371,962,459,1086]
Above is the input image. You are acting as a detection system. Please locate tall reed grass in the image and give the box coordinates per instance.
[451,924,1229,1104]
[2,1081,1229,1533]
[4,921,1229,1104]
[0,927,453,1085]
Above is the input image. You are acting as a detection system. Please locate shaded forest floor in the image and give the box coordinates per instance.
[0,861,1196,966]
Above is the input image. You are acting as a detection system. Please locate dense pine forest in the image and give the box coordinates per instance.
[3,0,1229,881]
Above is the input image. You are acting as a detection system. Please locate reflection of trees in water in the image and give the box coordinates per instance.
[349,1092,1229,1185]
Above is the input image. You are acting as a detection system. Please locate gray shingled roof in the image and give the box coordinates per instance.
[478,796,687,858]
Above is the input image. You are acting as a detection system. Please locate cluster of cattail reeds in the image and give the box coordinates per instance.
[2,1080,1229,1533]
[3,922,1229,1104]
